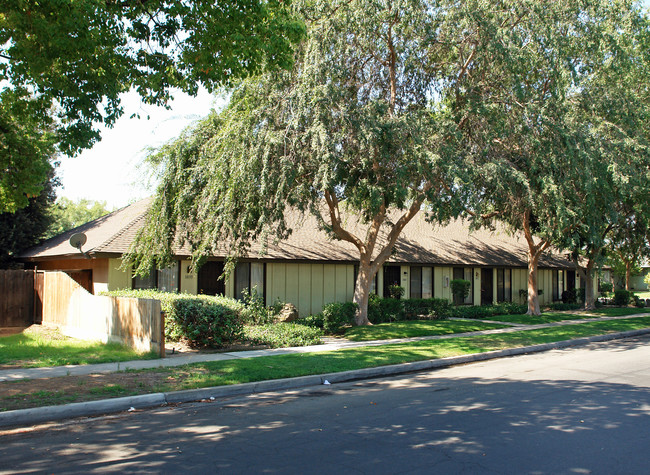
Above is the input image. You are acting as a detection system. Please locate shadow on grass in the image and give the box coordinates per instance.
[2,337,649,473]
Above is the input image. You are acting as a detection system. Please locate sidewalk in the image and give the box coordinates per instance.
[1,313,648,383]
[1,313,649,428]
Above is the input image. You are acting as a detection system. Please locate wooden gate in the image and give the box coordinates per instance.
[0,270,35,327]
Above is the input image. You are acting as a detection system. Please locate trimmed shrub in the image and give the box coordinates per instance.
[388,285,405,299]
[450,279,471,304]
[244,323,323,348]
[403,298,452,320]
[104,289,245,347]
[368,295,404,323]
[561,289,577,304]
[599,282,613,293]
[613,289,633,306]
[546,302,583,311]
[321,301,358,334]
[449,302,528,319]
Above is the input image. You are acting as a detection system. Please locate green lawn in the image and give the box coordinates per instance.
[4,316,650,411]
[344,319,509,341]
[150,316,650,391]
[485,307,648,325]
[0,327,159,367]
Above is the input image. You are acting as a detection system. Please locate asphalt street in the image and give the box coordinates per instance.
[1,334,650,474]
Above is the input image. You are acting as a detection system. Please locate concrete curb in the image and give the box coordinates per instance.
[2,327,650,429]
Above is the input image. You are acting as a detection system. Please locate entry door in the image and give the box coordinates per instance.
[383,266,401,298]
[481,269,493,306]
[197,261,225,296]
[567,270,576,290]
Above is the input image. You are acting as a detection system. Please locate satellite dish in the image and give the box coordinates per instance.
[69,232,87,250]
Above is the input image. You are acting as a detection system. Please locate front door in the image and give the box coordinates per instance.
[567,270,576,291]
[197,261,225,296]
[383,265,401,298]
[481,269,493,306]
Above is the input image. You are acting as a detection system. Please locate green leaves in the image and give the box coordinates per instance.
[0,0,305,212]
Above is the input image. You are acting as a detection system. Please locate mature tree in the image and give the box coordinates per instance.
[0,88,58,213]
[128,0,481,325]
[0,169,57,268]
[46,198,111,239]
[454,0,649,314]
[556,5,650,309]
[0,0,304,212]
[128,0,650,322]
[606,206,650,290]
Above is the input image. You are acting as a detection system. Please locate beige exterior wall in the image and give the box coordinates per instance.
[266,262,355,317]
[108,258,131,291]
[179,259,198,294]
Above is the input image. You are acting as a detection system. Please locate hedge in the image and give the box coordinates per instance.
[104,290,245,347]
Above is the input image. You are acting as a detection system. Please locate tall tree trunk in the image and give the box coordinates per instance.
[584,260,596,310]
[353,259,374,326]
[625,260,632,291]
[522,210,550,316]
[527,253,541,315]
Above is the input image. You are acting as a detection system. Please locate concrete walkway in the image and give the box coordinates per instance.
[1,312,649,428]
[1,313,648,383]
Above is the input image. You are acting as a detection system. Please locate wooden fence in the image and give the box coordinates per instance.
[0,270,164,356]
[0,270,35,327]
[35,272,164,356]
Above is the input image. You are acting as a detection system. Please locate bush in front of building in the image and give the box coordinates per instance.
[244,323,323,348]
[300,301,358,334]
[104,289,245,347]
[449,302,528,319]
[613,289,634,306]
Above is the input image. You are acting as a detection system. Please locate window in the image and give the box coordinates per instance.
[235,262,265,300]
[410,266,434,299]
[133,261,180,292]
[496,268,512,302]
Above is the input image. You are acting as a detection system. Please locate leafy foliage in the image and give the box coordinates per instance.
[46,198,111,238]
[0,0,304,211]
[104,289,245,347]
[450,279,471,305]
[613,289,634,306]
[243,323,323,348]
[0,169,57,268]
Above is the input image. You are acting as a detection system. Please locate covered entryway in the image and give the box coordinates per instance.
[197,261,225,296]
[481,268,493,306]
[383,265,401,298]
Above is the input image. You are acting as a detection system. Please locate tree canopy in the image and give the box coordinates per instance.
[0,0,305,212]
[46,197,111,239]
[129,0,650,322]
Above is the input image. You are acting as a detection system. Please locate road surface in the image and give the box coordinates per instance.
[1,335,650,474]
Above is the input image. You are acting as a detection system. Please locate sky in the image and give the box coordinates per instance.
[56,87,219,210]
[57,0,650,210]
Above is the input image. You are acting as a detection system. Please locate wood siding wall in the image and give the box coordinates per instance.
[37,271,164,355]
[0,270,35,327]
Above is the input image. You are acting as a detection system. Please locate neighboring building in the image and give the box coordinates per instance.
[22,198,583,316]
[629,260,650,291]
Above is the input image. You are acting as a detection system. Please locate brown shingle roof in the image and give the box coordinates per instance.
[21,198,153,259]
[22,198,574,269]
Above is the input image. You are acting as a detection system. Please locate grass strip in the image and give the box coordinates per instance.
[345,320,509,341]
[3,317,650,412]
[486,308,648,324]
[0,328,158,367]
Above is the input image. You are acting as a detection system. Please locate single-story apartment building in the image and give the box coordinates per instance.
[21,198,590,316]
